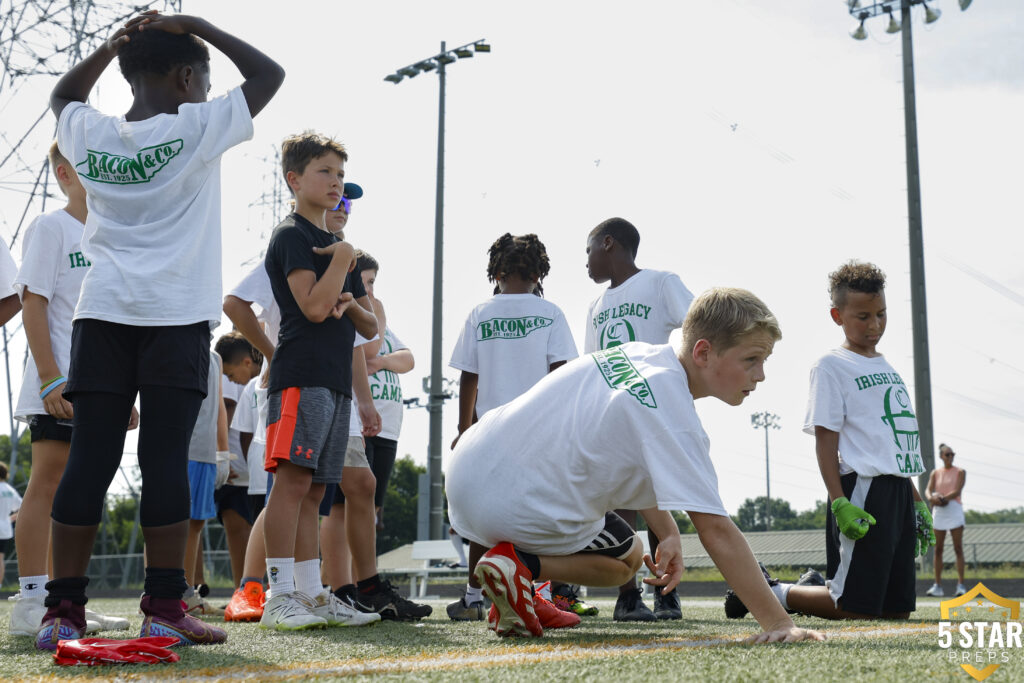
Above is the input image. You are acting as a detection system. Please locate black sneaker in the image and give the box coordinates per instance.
[613,588,657,622]
[351,580,433,621]
[724,562,780,619]
[333,584,358,607]
[445,594,485,621]
[796,568,826,586]
[653,588,682,620]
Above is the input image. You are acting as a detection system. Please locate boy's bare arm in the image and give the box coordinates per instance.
[367,348,414,375]
[363,297,387,358]
[352,351,381,437]
[691,511,824,643]
[814,426,845,502]
[345,295,378,340]
[638,508,684,594]
[451,371,478,449]
[134,13,285,117]
[0,293,21,327]
[223,295,275,361]
[239,431,252,463]
[50,14,150,118]
[290,242,356,323]
[22,291,72,420]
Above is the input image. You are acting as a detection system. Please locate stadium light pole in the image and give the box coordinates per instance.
[751,412,780,530]
[384,39,490,540]
[846,0,972,499]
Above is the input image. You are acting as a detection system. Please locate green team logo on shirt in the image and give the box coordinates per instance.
[880,385,923,474]
[477,316,553,341]
[593,346,657,409]
[370,336,403,403]
[75,140,184,184]
[599,319,636,349]
[67,251,91,268]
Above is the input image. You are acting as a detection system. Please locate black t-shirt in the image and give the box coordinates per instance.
[265,213,366,396]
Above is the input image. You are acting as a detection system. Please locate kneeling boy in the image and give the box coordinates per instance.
[446,288,824,642]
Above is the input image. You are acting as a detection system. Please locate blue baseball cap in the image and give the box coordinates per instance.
[343,182,363,200]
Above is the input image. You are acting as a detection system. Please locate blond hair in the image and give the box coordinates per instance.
[682,287,781,355]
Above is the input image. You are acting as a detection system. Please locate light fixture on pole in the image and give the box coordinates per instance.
[383,40,490,540]
[845,0,973,512]
[885,8,902,33]
[751,412,780,531]
[924,2,942,23]
[851,17,868,39]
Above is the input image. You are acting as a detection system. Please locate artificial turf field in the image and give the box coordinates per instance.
[0,596,1013,681]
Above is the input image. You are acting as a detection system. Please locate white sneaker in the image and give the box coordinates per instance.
[7,592,100,636]
[955,584,967,597]
[184,593,225,617]
[309,590,381,627]
[84,607,129,631]
[259,592,327,631]
[925,584,944,597]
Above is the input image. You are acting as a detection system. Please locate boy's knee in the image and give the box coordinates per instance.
[341,468,375,500]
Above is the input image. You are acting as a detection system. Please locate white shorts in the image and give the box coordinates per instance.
[932,499,965,531]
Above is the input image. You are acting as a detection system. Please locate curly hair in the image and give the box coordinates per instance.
[486,233,551,296]
[828,260,886,308]
[117,29,210,81]
[214,331,263,370]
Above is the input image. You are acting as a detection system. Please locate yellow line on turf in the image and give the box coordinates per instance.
[26,623,931,681]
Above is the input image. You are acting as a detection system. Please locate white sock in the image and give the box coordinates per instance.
[450,531,468,565]
[771,582,793,611]
[464,586,483,605]
[266,557,295,597]
[294,559,322,597]
[20,575,48,598]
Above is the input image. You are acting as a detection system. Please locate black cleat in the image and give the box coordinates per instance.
[351,580,433,621]
[613,588,657,622]
[724,562,781,619]
[653,588,682,620]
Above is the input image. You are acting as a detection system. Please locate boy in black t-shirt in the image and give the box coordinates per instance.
[259,132,380,631]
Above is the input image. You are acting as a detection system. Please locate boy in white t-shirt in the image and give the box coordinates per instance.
[0,240,20,325]
[580,217,694,622]
[38,11,283,650]
[447,288,823,643]
[447,233,578,625]
[7,143,128,639]
[726,261,935,621]
[0,463,21,589]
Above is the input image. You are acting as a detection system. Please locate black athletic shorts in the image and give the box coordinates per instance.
[248,494,266,520]
[28,414,72,443]
[0,536,13,555]
[826,472,916,616]
[64,319,211,399]
[214,484,253,525]
[579,512,640,560]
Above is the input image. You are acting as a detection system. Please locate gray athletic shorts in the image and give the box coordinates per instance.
[265,387,350,485]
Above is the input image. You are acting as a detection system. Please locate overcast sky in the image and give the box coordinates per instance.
[1,0,1021,516]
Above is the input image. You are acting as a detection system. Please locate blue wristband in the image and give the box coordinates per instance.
[39,380,65,399]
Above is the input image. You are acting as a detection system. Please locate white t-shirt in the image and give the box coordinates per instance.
[188,353,223,465]
[57,86,254,327]
[349,332,376,437]
[368,327,408,442]
[229,260,281,344]
[13,210,89,421]
[449,293,578,418]
[0,240,17,298]
[222,375,248,487]
[803,347,923,478]
[446,342,727,555]
[584,269,693,353]
[231,376,267,495]
[0,481,22,540]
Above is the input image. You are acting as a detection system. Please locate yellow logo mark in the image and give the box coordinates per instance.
[940,583,1021,681]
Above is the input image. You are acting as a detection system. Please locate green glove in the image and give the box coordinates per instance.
[914,500,937,557]
[831,496,876,540]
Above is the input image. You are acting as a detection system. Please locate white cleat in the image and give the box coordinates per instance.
[259,592,327,631]
[309,590,381,627]
[925,584,944,597]
[8,592,100,636]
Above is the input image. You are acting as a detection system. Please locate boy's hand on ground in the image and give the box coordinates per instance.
[913,500,936,557]
[42,381,73,420]
[641,537,684,595]
[127,405,139,430]
[831,497,876,540]
[746,626,827,644]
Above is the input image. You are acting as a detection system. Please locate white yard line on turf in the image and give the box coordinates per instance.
[120,624,935,681]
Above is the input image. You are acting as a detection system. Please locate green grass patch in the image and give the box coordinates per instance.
[2,596,1013,681]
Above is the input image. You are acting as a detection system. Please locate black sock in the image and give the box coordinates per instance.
[514,548,541,581]
[334,584,357,601]
[44,576,89,607]
[144,567,188,600]
[357,574,383,594]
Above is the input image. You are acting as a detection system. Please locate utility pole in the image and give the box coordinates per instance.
[751,412,780,530]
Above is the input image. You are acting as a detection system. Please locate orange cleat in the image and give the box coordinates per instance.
[475,542,543,637]
[533,593,581,629]
[224,581,265,622]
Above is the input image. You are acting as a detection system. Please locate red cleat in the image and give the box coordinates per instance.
[533,593,581,629]
[474,542,543,637]
[224,581,265,622]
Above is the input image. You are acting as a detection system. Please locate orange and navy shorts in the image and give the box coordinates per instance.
[264,387,350,484]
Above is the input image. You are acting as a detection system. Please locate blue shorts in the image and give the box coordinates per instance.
[187,460,217,521]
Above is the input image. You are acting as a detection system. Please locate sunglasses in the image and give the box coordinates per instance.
[332,196,351,214]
